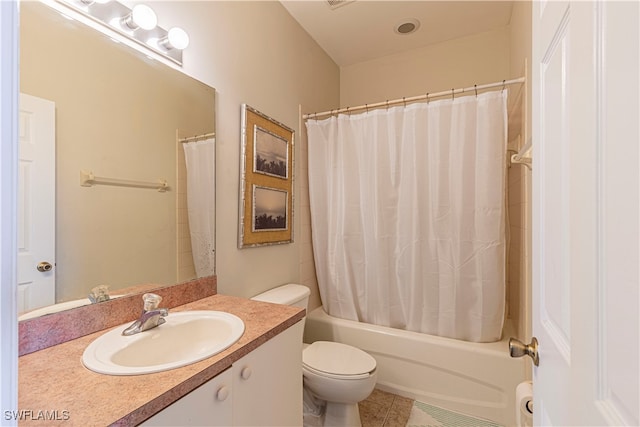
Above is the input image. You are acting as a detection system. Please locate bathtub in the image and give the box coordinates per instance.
[303,307,527,426]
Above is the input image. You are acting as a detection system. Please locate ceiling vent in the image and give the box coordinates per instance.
[326,0,356,10]
[394,19,421,35]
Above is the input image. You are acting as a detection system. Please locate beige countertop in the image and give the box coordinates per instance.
[18,294,304,426]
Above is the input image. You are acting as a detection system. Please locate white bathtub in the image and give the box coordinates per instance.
[303,307,527,426]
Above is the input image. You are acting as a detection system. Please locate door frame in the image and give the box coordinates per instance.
[0,0,19,417]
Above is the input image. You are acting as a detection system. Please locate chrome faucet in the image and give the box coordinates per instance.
[88,284,110,304]
[122,293,168,336]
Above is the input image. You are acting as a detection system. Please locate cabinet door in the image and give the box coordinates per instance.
[233,321,303,426]
[141,368,233,426]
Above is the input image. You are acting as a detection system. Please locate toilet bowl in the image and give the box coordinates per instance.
[303,341,377,426]
[252,284,378,427]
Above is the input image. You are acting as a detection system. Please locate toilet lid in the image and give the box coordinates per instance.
[303,341,376,377]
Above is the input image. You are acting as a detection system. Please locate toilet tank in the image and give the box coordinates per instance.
[251,284,310,311]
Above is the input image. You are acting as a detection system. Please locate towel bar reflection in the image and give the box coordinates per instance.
[511,137,532,170]
[80,170,169,192]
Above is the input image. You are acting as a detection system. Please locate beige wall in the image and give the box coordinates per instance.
[150,1,340,302]
[340,27,510,106]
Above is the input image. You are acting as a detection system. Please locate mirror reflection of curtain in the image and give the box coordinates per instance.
[183,139,216,277]
[306,91,507,343]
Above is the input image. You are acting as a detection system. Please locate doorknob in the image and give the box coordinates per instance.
[37,261,53,272]
[509,337,539,366]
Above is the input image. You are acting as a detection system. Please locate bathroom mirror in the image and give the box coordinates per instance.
[18,1,215,317]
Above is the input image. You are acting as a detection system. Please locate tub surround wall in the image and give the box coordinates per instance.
[507,0,533,344]
[19,293,304,426]
[176,139,197,282]
[19,277,216,355]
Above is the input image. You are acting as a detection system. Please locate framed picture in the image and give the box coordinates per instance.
[239,105,294,248]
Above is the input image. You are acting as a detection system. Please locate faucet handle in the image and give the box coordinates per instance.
[142,293,163,311]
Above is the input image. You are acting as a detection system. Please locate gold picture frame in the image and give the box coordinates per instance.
[238,105,294,248]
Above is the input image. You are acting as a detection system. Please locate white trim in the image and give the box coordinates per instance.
[0,0,19,421]
[594,0,607,402]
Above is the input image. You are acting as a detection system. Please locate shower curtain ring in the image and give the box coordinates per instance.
[502,80,506,92]
[386,100,389,109]
[365,104,368,113]
[474,84,478,98]
[403,97,406,107]
[451,88,454,100]
[426,93,430,104]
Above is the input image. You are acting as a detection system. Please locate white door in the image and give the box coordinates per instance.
[18,93,56,312]
[532,1,639,425]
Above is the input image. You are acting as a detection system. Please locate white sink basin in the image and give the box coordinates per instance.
[82,311,245,375]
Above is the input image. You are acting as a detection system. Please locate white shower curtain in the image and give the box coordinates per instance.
[183,138,215,278]
[306,91,507,342]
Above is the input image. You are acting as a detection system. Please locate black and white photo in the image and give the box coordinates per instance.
[253,126,288,179]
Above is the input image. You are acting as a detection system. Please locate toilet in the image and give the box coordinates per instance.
[252,284,377,427]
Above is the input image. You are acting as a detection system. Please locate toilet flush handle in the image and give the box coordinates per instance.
[509,337,539,366]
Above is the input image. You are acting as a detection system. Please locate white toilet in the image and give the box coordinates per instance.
[252,284,377,427]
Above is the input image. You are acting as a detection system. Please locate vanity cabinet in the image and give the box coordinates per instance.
[232,321,303,426]
[142,321,303,426]
[141,368,233,426]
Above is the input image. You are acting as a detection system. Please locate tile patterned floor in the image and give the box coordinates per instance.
[359,388,414,427]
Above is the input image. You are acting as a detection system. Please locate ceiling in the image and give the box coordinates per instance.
[280,1,514,67]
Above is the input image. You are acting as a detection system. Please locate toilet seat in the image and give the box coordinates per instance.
[303,363,373,380]
[303,341,376,380]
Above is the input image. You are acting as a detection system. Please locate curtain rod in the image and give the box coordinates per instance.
[303,77,526,120]
[179,132,215,143]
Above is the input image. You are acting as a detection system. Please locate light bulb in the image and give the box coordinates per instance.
[167,27,189,50]
[122,4,157,31]
[131,4,157,30]
[158,27,189,50]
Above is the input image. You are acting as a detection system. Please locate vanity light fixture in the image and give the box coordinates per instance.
[50,0,189,66]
